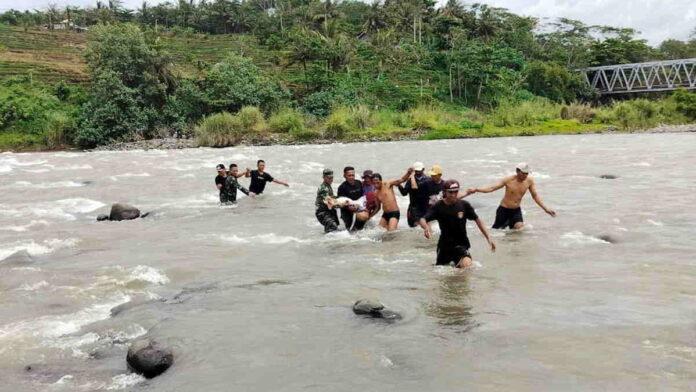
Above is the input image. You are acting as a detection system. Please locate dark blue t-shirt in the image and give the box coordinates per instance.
[249,170,274,194]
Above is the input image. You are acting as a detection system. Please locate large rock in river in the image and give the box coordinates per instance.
[109,203,141,221]
[127,339,173,378]
[353,299,402,320]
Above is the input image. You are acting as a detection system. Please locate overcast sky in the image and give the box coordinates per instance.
[1,0,694,45]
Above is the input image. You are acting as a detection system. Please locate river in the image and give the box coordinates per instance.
[0,133,694,391]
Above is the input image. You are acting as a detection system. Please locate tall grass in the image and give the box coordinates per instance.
[489,98,560,127]
[194,112,243,147]
[408,105,439,129]
[268,108,305,133]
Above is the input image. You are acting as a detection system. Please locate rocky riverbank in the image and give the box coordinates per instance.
[80,123,695,151]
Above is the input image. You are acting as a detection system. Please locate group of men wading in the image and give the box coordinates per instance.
[213,159,556,269]
[315,162,556,268]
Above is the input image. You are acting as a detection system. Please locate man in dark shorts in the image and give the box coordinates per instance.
[398,161,432,227]
[373,168,413,232]
[337,166,364,230]
[315,169,340,233]
[467,162,556,230]
[419,180,495,268]
[245,159,289,195]
[222,163,251,203]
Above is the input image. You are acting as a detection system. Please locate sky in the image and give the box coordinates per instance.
[1,0,694,45]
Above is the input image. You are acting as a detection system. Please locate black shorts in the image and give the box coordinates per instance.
[436,245,472,266]
[406,205,427,227]
[492,206,523,229]
[382,210,401,221]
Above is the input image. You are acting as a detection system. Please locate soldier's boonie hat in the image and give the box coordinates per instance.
[323,168,334,177]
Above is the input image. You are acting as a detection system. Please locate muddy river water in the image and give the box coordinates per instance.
[0,133,694,391]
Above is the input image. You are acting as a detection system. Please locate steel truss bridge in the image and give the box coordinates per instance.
[579,58,696,95]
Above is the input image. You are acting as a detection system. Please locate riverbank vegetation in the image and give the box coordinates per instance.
[1,2,695,150]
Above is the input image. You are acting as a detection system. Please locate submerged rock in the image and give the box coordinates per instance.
[110,203,141,221]
[596,234,619,244]
[353,299,402,320]
[127,339,173,378]
[96,214,110,221]
[600,174,618,179]
[1,250,34,266]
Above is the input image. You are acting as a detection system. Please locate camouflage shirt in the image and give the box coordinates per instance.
[315,182,334,209]
[221,175,250,203]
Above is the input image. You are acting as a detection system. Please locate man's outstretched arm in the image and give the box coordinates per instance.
[467,178,506,194]
[273,179,290,187]
[529,181,556,217]
[474,218,496,252]
[390,168,414,187]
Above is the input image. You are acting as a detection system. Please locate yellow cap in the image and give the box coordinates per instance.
[429,165,443,176]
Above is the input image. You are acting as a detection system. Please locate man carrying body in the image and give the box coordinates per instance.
[419,180,496,268]
[398,161,432,227]
[373,168,413,232]
[337,166,365,231]
[466,162,556,230]
[315,169,340,233]
[222,163,251,204]
[245,159,289,195]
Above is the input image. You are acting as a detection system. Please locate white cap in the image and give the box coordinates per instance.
[516,162,530,174]
[413,162,425,171]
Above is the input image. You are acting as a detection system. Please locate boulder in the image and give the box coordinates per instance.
[353,299,402,320]
[600,174,618,179]
[96,214,110,222]
[109,203,141,221]
[126,339,173,379]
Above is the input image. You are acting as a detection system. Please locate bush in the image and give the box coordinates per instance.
[672,89,696,119]
[237,106,266,131]
[324,108,352,139]
[268,109,306,133]
[42,111,76,148]
[561,102,596,124]
[409,105,439,129]
[490,98,560,127]
[349,105,374,130]
[301,86,358,118]
[194,112,243,147]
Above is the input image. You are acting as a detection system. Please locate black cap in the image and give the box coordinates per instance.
[323,168,334,177]
[362,170,373,178]
[216,164,225,171]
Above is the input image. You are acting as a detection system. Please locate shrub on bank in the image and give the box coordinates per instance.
[489,98,560,127]
[672,89,696,119]
[324,108,352,139]
[409,105,439,129]
[237,106,266,131]
[194,112,243,147]
[268,109,305,133]
[561,102,596,124]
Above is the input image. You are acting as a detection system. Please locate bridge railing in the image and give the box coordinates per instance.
[578,58,696,95]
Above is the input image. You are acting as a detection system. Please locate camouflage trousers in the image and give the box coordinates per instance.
[315,207,339,233]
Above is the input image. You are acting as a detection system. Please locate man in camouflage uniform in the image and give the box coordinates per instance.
[221,163,251,204]
[315,168,339,233]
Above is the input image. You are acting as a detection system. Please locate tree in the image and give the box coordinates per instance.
[201,53,289,113]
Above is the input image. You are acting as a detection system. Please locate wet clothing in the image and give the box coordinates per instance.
[221,175,250,204]
[436,245,472,266]
[249,170,274,194]
[428,180,444,206]
[399,174,432,226]
[338,180,364,230]
[423,200,478,249]
[492,206,523,229]
[382,210,400,222]
[215,174,228,203]
[363,184,376,194]
[315,182,339,232]
[316,208,339,233]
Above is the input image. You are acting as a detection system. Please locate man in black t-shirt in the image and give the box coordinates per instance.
[398,161,432,227]
[419,179,496,268]
[245,159,289,195]
[337,166,365,230]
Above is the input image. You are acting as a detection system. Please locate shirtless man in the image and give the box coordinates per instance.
[467,162,556,230]
[372,168,413,232]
